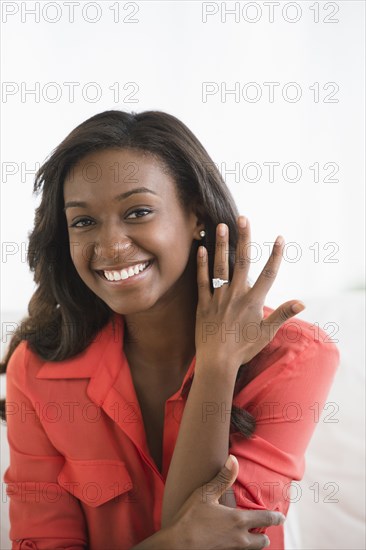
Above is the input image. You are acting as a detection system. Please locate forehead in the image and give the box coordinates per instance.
[63,148,176,201]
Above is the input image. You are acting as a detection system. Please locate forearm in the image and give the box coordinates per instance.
[131,526,176,549]
[161,360,237,526]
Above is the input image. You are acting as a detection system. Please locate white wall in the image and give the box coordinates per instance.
[1,1,364,314]
[0,2,365,549]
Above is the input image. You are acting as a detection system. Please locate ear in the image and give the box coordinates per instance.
[189,200,206,240]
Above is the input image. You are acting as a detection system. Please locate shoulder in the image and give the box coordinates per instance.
[264,304,339,353]
[241,305,340,384]
[6,340,46,389]
[234,305,340,405]
[259,304,340,375]
[6,319,115,391]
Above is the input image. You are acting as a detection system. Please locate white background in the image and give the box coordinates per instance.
[0,0,364,310]
[0,2,365,549]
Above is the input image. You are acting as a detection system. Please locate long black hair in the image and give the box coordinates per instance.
[0,109,255,437]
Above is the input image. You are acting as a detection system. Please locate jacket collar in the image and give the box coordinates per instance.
[35,306,274,383]
[35,312,196,399]
[36,312,123,380]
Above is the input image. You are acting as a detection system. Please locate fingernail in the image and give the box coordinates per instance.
[264,535,270,547]
[292,302,305,313]
[276,513,286,523]
[224,455,234,471]
[275,235,284,246]
[218,224,226,237]
[199,246,206,258]
[238,216,246,228]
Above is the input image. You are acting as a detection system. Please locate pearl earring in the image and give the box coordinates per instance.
[200,230,206,238]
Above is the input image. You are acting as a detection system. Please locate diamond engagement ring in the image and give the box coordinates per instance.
[212,278,230,288]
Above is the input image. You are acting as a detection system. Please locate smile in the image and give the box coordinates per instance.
[95,260,153,286]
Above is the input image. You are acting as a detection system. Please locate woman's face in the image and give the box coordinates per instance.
[63,148,203,314]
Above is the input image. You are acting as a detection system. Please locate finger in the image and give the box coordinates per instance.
[196,245,211,310]
[243,509,286,529]
[218,486,237,507]
[261,300,306,340]
[231,215,251,293]
[244,533,271,549]
[202,455,239,504]
[250,236,284,302]
[244,533,271,550]
[213,223,230,291]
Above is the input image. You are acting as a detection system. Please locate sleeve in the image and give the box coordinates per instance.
[3,342,88,550]
[230,334,340,528]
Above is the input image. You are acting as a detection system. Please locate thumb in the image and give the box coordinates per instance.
[202,455,239,504]
[264,300,306,329]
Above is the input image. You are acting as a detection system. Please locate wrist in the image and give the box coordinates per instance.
[131,526,176,549]
[194,354,239,381]
[164,520,192,550]
[161,523,181,549]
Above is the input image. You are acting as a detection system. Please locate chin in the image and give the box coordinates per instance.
[104,295,157,316]
[108,304,147,316]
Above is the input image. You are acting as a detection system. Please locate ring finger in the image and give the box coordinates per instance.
[213,223,229,291]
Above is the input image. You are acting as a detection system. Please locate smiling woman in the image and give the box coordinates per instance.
[62,147,204,318]
[0,110,339,550]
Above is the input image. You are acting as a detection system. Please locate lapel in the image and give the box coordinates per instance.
[35,313,124,380]
[34,306,274,476]
[36,313,150,456]
[35,312,195,478]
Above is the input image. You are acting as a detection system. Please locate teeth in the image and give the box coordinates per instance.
[103,261,150,281]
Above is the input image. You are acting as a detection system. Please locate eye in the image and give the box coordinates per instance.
[126,208,153,219]
[70,218,94,228]
[69,208,153,228]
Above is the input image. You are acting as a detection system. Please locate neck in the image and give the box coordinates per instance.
[122,260,198,379]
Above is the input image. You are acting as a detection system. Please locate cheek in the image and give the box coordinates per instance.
[69,239,94,268]
[157,232,194,273]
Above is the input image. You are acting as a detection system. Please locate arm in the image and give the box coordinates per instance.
[162,216,297,527]
[161,360,238,526]
[3,342,88,549]
[131,526,183,550]
[131,526,176,550]
[230,332,340,528]
[162,213,340,529]
[134,456,282,550]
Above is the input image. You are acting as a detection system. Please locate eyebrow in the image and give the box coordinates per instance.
[63,187,159,212]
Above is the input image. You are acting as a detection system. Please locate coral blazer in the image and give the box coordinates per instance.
[3,306,340,549]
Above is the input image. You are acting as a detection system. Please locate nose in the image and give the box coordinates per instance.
[93,223,135,266]
[94,241,135,265]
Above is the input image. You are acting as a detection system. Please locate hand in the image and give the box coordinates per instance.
[195,216,305,372]
[132,455,284,549]
[168,454,285,550]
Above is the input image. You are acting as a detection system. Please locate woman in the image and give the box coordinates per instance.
[1,110,339,549]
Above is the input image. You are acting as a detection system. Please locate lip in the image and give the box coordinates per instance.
[94,259,153,272]
[95,259,154,287]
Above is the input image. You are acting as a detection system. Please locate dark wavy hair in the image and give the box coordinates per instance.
[0,109,255,438]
